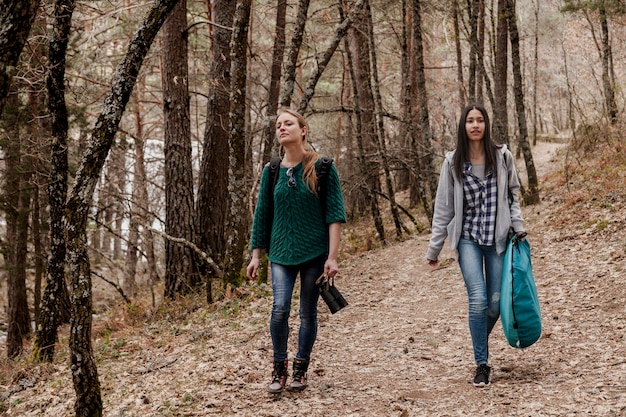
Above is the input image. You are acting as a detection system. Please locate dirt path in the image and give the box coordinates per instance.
[4,141,626,416]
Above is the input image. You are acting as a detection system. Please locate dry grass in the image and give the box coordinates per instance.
[2,138,626,416]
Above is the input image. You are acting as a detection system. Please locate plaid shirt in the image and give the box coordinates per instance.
[462,162,497,246]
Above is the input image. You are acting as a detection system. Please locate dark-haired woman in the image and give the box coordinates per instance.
[426,103,526,387]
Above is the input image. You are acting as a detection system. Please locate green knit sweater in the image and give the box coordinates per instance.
[250,159,346,265]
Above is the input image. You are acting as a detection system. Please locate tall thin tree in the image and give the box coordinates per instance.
[280,0,310,107]
[3,92,32,358]
[412,0,437,213]
[493,0,509,145]
[261,0,287,162]
[32,0,75,363]
[345,0,385,243]
[365,0,404,238]
[162,0,200,298]
[196,0,235,301]
[223,0,253,287]
[507,0,539,204]
[64,1,180,414]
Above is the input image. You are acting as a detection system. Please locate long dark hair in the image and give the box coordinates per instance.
[452,103,499,180]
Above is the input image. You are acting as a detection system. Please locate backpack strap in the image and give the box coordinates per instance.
[266,157,282,235]
[268,157,282,190]
[316,156,333,222]
[265,156,333,234]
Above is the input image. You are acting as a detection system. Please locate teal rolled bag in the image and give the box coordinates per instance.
[500,233,542,348]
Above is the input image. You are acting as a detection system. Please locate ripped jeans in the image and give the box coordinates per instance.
[457,238,504,365]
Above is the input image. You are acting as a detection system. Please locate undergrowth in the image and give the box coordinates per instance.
[3,128,626,409]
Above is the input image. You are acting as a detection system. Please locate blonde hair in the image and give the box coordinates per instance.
[277,108,320,194]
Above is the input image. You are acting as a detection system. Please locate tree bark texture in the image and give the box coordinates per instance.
[162,0,199,299]
[279,0,310,107]
[64,1,180,414]
[345,1,385,243]
[412,0,437,216]
[452,0,466,105]
[32,186,43,324]
[1,89,33,359]
[196,0,235,298]
[599,3,617,123]
[224,0,253,287]
[493,0,509,145]
[0,0,42,116]
[476,0,485,104]
[131,82,159,305]
[111,145,126,260]
[124,93,145,300]
[507,0,539,204]
[32,0,75,363]
[262,0,286,162]
[365,0,405,239]
[296,0,366,114]
[398,0,412,195]
[467,0,479,102]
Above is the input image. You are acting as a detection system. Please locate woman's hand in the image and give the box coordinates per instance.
[246,249,262,280]
[324,257,339,278]
[427,258,439,267]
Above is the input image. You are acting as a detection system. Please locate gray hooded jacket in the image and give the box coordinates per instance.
[426,144,525,261]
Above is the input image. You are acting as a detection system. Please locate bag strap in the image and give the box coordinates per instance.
[315,273,334,287]
[265,157,282,234]
[267,156,333,226]
[509,233,527,329]
[316,156,333,222]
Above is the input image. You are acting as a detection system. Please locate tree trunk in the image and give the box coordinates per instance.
[2,91,32,359]
[196,0,235,301]
[0,0,42,116]
[64,2,180,414]
[599,3,617,123]
[101,181,113,256]
[365,0,405,239]
[476,0,485,103]
[397,0,411,194]
[452,0,465,105]
[345,0,385,243]
[296,0,365,114]
[467,0,478,101]
[412,0,437,217]
[162,0,200,299]
[279,0,310,107]
[493,0,509,145]
[532,0,539,145]
[32,185,43,324]
[507,0,539,204]
[407,3,424,209]
[32,0,74,364]
[223,0,253,287]
[261,0,286,162]
[129,81,157,304]
[111,145,125,260]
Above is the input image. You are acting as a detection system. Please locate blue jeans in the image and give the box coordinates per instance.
[457,238,504,365]
[269,254,325,362]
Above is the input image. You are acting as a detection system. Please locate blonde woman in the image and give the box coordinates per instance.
[247,108,346,393]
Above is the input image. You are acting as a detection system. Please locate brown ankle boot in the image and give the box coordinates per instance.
[267,360,288,394]
[287,358,309,391]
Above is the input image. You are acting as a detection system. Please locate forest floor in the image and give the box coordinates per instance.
[2,138,626,416]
